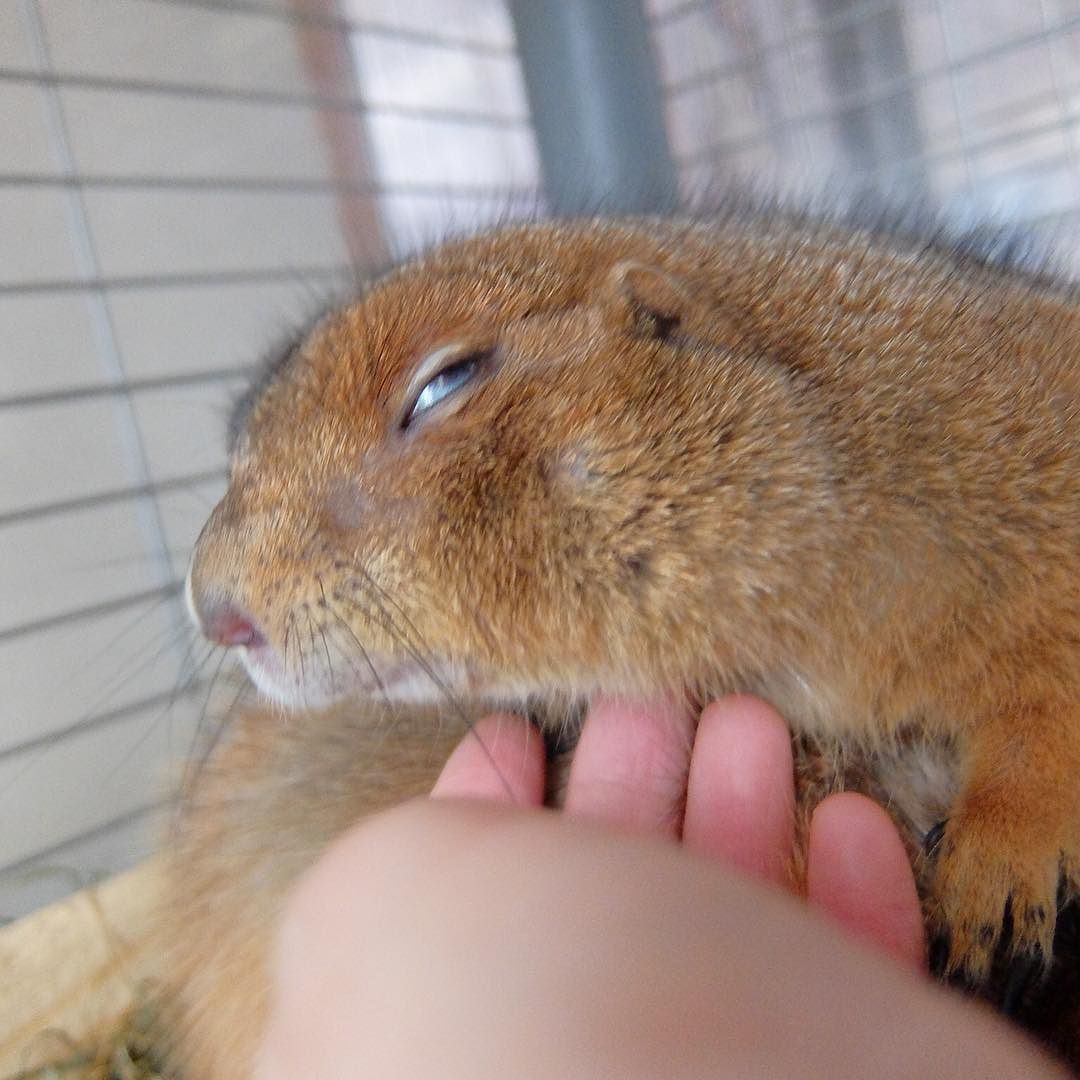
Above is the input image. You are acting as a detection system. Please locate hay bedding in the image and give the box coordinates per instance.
[0,864,170,1080]
[10,998,168,1080]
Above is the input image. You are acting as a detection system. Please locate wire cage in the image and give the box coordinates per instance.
[3,0,1080,924]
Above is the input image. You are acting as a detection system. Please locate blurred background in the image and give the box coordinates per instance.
[3,0,1080,920]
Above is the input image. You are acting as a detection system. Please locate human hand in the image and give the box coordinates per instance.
[256,698,1068,1078]
[431,695,926,970]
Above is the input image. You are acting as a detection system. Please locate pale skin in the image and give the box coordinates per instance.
[255,696,1068,1078]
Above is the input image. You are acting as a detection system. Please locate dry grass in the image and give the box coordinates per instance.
[9,994,170,1080]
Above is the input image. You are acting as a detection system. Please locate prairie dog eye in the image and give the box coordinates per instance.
[401,343,493,429]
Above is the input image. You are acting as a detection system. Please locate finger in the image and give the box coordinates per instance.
[431,713,545,806]
[807,792,926,972]
[563,696,694,837]
[683,696,795,889]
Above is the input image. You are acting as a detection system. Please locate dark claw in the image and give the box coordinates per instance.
[1056,877,1070,912]
[928,931,980,993]
[928,931,951,979]
[999,895,1015,956]
[1000,951,1044,1017]
[924,820,948,856]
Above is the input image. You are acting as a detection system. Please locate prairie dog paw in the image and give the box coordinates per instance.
[928,814,1060,985]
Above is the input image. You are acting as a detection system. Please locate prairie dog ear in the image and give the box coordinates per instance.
[599,260,692,339]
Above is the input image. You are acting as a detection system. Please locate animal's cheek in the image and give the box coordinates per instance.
[322,476,373,532]
[321,474,425,536]
[541,446,603,491]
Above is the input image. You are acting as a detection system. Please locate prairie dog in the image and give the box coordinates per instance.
[175,210,1080,1074]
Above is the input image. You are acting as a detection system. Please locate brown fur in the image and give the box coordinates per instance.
[159,704,466,1077]
[175,212,1080,1074]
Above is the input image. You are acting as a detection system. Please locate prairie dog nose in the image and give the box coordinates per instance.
[186,574,266,648]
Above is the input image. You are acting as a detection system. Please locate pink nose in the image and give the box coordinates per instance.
[198,597,266,648]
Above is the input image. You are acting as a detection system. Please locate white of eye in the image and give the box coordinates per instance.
[401,344,491,429]
[412,357,480,416]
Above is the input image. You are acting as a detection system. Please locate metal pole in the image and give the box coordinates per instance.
[813,0,926,192]
[508,0,678,214]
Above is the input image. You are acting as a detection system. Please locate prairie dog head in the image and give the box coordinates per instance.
[186,220,829,710]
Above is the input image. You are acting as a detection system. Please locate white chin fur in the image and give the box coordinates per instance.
[239,646,466,710]
[183,569,200,632]
[241,652,339,709]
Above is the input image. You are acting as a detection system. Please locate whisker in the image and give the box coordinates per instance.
[354,566,445,670]
[77,622,193,722]
[75,548,193,572]
[176,632,217,692]
[73,587,184,679]
[334,588,444,698]
[323,598,394,714]
[165,636,219,718]
[178,670,252,807]
[282,611,296,693]
[303,608,326,697]
[341,573,443,680]
[105,648,228,781]
[313,578,337,698]
[173,642,229,784]
[334,579,515,801]
[323,594,436,751]
[293,610,309,708]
